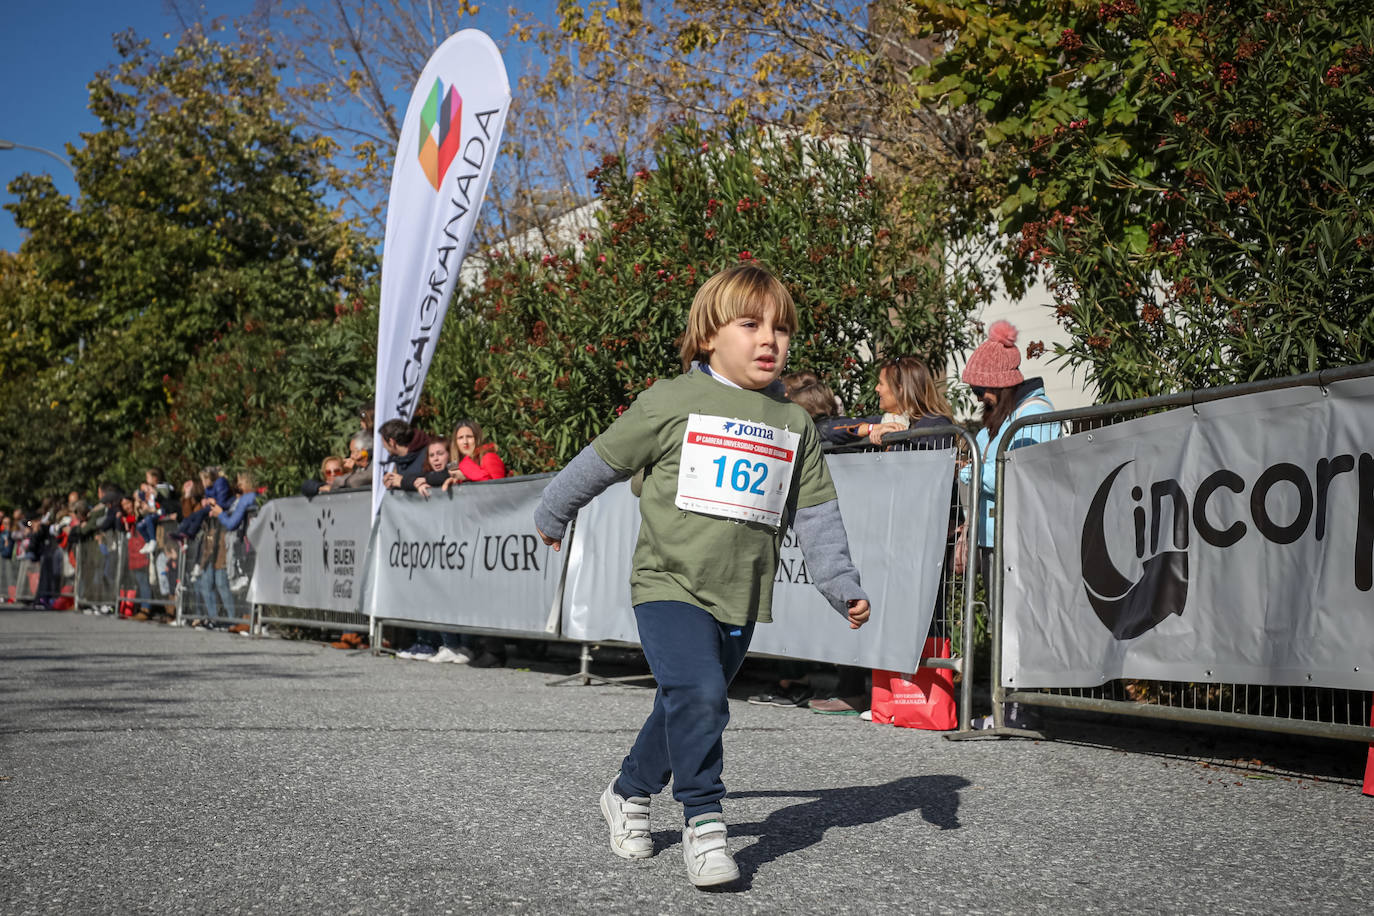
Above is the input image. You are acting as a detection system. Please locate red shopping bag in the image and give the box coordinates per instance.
[871,637,957,731]
[1363,701,1373,797]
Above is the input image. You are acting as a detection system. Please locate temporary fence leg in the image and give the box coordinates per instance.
[112,534,127,617]
[545,642,654,689]
[173,542,186,626]
[73,542,84,611]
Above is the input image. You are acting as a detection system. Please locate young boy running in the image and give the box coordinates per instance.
[535,263,870,887]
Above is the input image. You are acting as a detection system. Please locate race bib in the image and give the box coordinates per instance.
[675,414,801,526]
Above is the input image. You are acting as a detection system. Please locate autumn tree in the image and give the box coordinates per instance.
[915,0,1374,399]
[423,122,985,472]
[0,30,374,504]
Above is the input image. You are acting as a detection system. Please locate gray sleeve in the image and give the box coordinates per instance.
[534,444,630,540]
[792,499,869,616]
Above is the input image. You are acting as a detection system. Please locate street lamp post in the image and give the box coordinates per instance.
[0,138,75,176]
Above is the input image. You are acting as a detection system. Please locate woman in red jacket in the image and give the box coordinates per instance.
[445,419,506,487]
[444,418,509,668]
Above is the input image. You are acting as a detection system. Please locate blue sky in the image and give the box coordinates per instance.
[0,1,531,254]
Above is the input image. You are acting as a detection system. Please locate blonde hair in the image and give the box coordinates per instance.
[319,456,344,477]
[678,263,799,372]
[880,356,952,421]
[786,377,839,420]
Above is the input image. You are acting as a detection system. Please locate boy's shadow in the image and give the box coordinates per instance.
[649,775,969,890]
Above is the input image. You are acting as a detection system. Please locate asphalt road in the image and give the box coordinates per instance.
[1,607,1369,914]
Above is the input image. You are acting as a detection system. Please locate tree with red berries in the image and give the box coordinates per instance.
[914,0,1373,400]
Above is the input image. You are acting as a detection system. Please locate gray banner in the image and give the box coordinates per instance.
[1003,376,1374,690]
[362,475,562,633]
[562,451,956,672]
[248,491,371,612]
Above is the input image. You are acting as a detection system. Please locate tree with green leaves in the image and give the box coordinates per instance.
[915,0,1373,400]
[0,29,374,505]
[423,122,986,473]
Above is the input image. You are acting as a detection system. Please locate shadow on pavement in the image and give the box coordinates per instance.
[707,775,971,887]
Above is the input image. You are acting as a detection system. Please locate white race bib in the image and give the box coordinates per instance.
[675,414,801,527]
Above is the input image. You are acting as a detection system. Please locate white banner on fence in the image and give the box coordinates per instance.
[248,491,372,611]
[372,30,510,515]
[362,476,563,633]
[562,450,956,672]
[1003,376,1374,691]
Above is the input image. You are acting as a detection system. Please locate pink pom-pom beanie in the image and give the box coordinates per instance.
[962,320,1024,388]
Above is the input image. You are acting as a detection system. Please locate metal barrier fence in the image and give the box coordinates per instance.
[73,520,180,618]
[825,422,982,731]
[989,362,1374,744]
[177,518,255,627]
[67,517,255,626]
[71,530,124,611]
[3,554,42,604]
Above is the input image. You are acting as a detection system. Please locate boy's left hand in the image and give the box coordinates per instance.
[846,599,870,629]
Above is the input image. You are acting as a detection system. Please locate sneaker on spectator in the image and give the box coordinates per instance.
[682,814,739,887]
[139,541,157,557]
[429,646,469,664]
[599,778,653,860]
[746,684,811,707]
[398,642,435,660]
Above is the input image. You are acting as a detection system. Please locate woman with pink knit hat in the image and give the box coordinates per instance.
[958,320,1060,729]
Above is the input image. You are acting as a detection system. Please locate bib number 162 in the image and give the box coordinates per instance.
[712,456,768,495]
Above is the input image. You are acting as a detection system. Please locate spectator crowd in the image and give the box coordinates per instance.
[3,321,1053,728]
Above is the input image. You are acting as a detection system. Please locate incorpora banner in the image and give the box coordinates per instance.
[361,475,563,634]
[1002,376,1374,691]
[372,30,510,514]
[562,451,957,673]
[248,491,372,611]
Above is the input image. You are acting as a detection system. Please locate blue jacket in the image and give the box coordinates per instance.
[217,492,257,532]
[959,379,1059,547]
[205,476,233,509]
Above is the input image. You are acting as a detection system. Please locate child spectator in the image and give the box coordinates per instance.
[136,468,175,556]
[400,440,452,499]
[534,263,870,888]
[176,467,230,540]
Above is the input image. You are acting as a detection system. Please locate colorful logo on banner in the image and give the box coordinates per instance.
[417,78,463,190]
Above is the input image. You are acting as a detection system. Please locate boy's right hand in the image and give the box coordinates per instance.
[537,526,561,552]
[846,599,870,629]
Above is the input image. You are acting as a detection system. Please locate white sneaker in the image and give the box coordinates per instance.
[139,541,157,556]
[429,646,469,664]
[599,779,653,859]
[682,814,739,887]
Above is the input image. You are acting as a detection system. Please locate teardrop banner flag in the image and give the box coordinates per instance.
[372,30,510,515]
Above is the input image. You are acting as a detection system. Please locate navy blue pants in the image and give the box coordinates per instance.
[614,601,755,822]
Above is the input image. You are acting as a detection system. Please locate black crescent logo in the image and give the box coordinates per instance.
[1081,460,1189,640]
